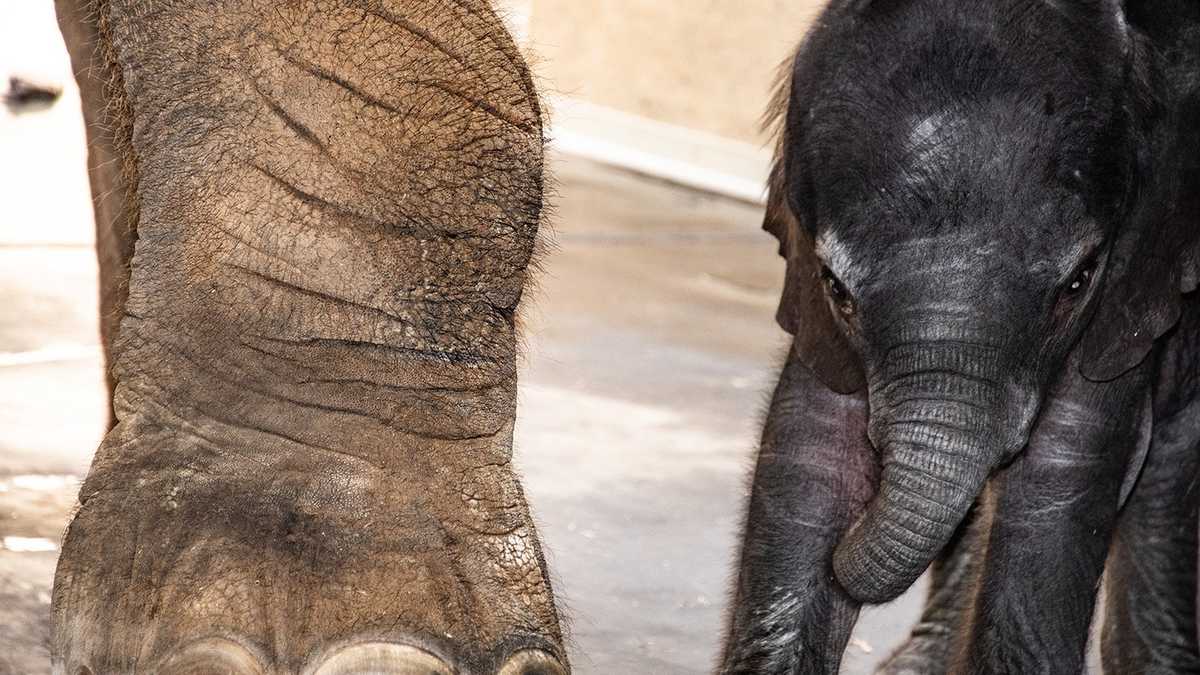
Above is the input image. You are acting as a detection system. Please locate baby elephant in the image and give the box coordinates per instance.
[722,0,1200,672]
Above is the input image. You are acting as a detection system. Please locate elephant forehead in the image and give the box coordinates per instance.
[905,110,968,169]
[816,224,1074,296]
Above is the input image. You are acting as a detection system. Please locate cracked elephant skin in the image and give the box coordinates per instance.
[50,1,568,673]
[722,0,1200,673]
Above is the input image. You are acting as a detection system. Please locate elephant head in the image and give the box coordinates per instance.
[767,0,1200,603]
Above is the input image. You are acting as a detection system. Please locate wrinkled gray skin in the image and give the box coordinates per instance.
[723,0,1200,672]
[52,1,568,673]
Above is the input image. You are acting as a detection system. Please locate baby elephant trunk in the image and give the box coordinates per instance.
[833,345,1027,603]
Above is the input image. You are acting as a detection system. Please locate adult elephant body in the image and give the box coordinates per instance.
[52,1,567,673]
[722,0,1200,672]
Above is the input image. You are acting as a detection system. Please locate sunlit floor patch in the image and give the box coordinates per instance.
[1,536,58,552]
[0,345,101,368]
[0,474,79,492]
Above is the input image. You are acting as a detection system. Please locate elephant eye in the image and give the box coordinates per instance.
[1064,258,1098,296]
[820,265,855,315]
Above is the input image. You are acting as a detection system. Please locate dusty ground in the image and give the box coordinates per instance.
[0,4,925,673]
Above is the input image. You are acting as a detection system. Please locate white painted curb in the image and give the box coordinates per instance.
[546,96,771,205]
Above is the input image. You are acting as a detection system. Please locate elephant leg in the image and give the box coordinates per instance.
[954,358,1152,672]
[876,505,985,675]
[51,1,566,673]
[721,351,878,674]
[1101,397,1200,672]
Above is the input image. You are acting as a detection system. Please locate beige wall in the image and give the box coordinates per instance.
[493,0,533,44]
[523,0,828,145]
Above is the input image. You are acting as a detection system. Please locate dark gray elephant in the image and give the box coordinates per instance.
[51,1,567,673]
[722,0,1200,672]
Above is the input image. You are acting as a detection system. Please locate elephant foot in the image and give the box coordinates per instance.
[52,418,568,674]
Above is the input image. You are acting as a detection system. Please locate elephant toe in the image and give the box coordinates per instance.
[497,650,568,675]
[307,643,568,675]
[307,643,454,674]
[158,638,268,675]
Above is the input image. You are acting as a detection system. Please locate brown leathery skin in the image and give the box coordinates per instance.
[50,0,566,672]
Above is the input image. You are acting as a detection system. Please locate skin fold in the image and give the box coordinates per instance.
[724,0,1200,672]
[51,1,567,673]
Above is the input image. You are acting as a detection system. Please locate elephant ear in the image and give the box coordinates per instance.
[1079,37,1200,381]
[1078,205,1198,381]
[764,161,866,394]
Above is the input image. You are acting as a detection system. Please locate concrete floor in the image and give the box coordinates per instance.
[0,4,925,672]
